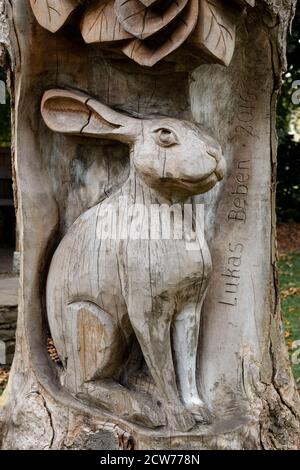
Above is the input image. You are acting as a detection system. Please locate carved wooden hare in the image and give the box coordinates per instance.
[41,89,225,431]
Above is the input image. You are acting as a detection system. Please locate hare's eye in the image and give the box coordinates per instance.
[154,128,178,147]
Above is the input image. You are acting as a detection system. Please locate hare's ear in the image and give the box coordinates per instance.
[41,89,139,144]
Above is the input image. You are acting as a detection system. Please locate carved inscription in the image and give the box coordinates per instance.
[228,159,250,223]
[218,243,244,306]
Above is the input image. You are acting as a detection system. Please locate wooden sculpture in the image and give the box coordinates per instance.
[41,88,225,431]
[30,0,255,67]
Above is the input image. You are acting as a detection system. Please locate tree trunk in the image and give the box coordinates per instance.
[0,0,299,450]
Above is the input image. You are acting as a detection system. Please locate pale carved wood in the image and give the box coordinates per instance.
[121,0,199,67]
[41,88,225,431]
[29,0,80,33]
[81,1,133,45]
[188,0,238,66]
[114,0,189,40]
[31,0,255,67]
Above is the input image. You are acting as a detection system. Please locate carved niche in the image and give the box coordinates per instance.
[26,0,255,434]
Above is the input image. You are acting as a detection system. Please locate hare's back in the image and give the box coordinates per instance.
[46,205,126,339]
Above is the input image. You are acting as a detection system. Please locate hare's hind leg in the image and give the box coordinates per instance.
[64,301,124,393]
[64,301,164,428]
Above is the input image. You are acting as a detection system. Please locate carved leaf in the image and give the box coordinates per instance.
[139,0,161,6]
[81,0,133,44]
[30,0,80,33]
[121,0,198,67]
[115,0,189,40]
[188,0,237,66]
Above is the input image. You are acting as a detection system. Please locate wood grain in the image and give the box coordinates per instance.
[81,0,133,45]
[188,0,237,67]
[121,0,199,67]
[115,0,189,40]
[42,87,225,431]
[29,0,255,67]
[30,0,80,33]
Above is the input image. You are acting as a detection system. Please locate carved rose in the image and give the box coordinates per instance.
[30,0,254,67]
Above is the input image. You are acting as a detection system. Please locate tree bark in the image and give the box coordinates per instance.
[0,0,299,450]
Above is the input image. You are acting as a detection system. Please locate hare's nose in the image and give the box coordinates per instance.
[206,146,221,161]
[215,157,226,181]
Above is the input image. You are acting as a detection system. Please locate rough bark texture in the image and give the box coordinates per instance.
[0,0,299,450]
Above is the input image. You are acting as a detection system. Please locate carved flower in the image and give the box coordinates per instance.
[30,0,254,67]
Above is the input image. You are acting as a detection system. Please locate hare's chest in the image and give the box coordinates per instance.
[126,237,212,298]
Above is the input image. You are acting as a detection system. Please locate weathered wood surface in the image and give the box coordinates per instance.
[41,88,225,431]
[188,0,237,66]
[115,0,189,40]
[0,0,299,450]
[81,1,133,45]
[121,0,199,67]
[30,0,80,33]
[31,0,255,67]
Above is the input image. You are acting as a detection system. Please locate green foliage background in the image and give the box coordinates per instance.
[276,7,300,222]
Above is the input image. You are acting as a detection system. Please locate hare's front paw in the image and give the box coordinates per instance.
[184,398,212,424]
[164,404,196,432]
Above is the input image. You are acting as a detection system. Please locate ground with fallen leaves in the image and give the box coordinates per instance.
[277,223,300,253]
[278,251,300,384]
[0,368,9,395]
[277,223,300,384]
[0,223,299,395]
